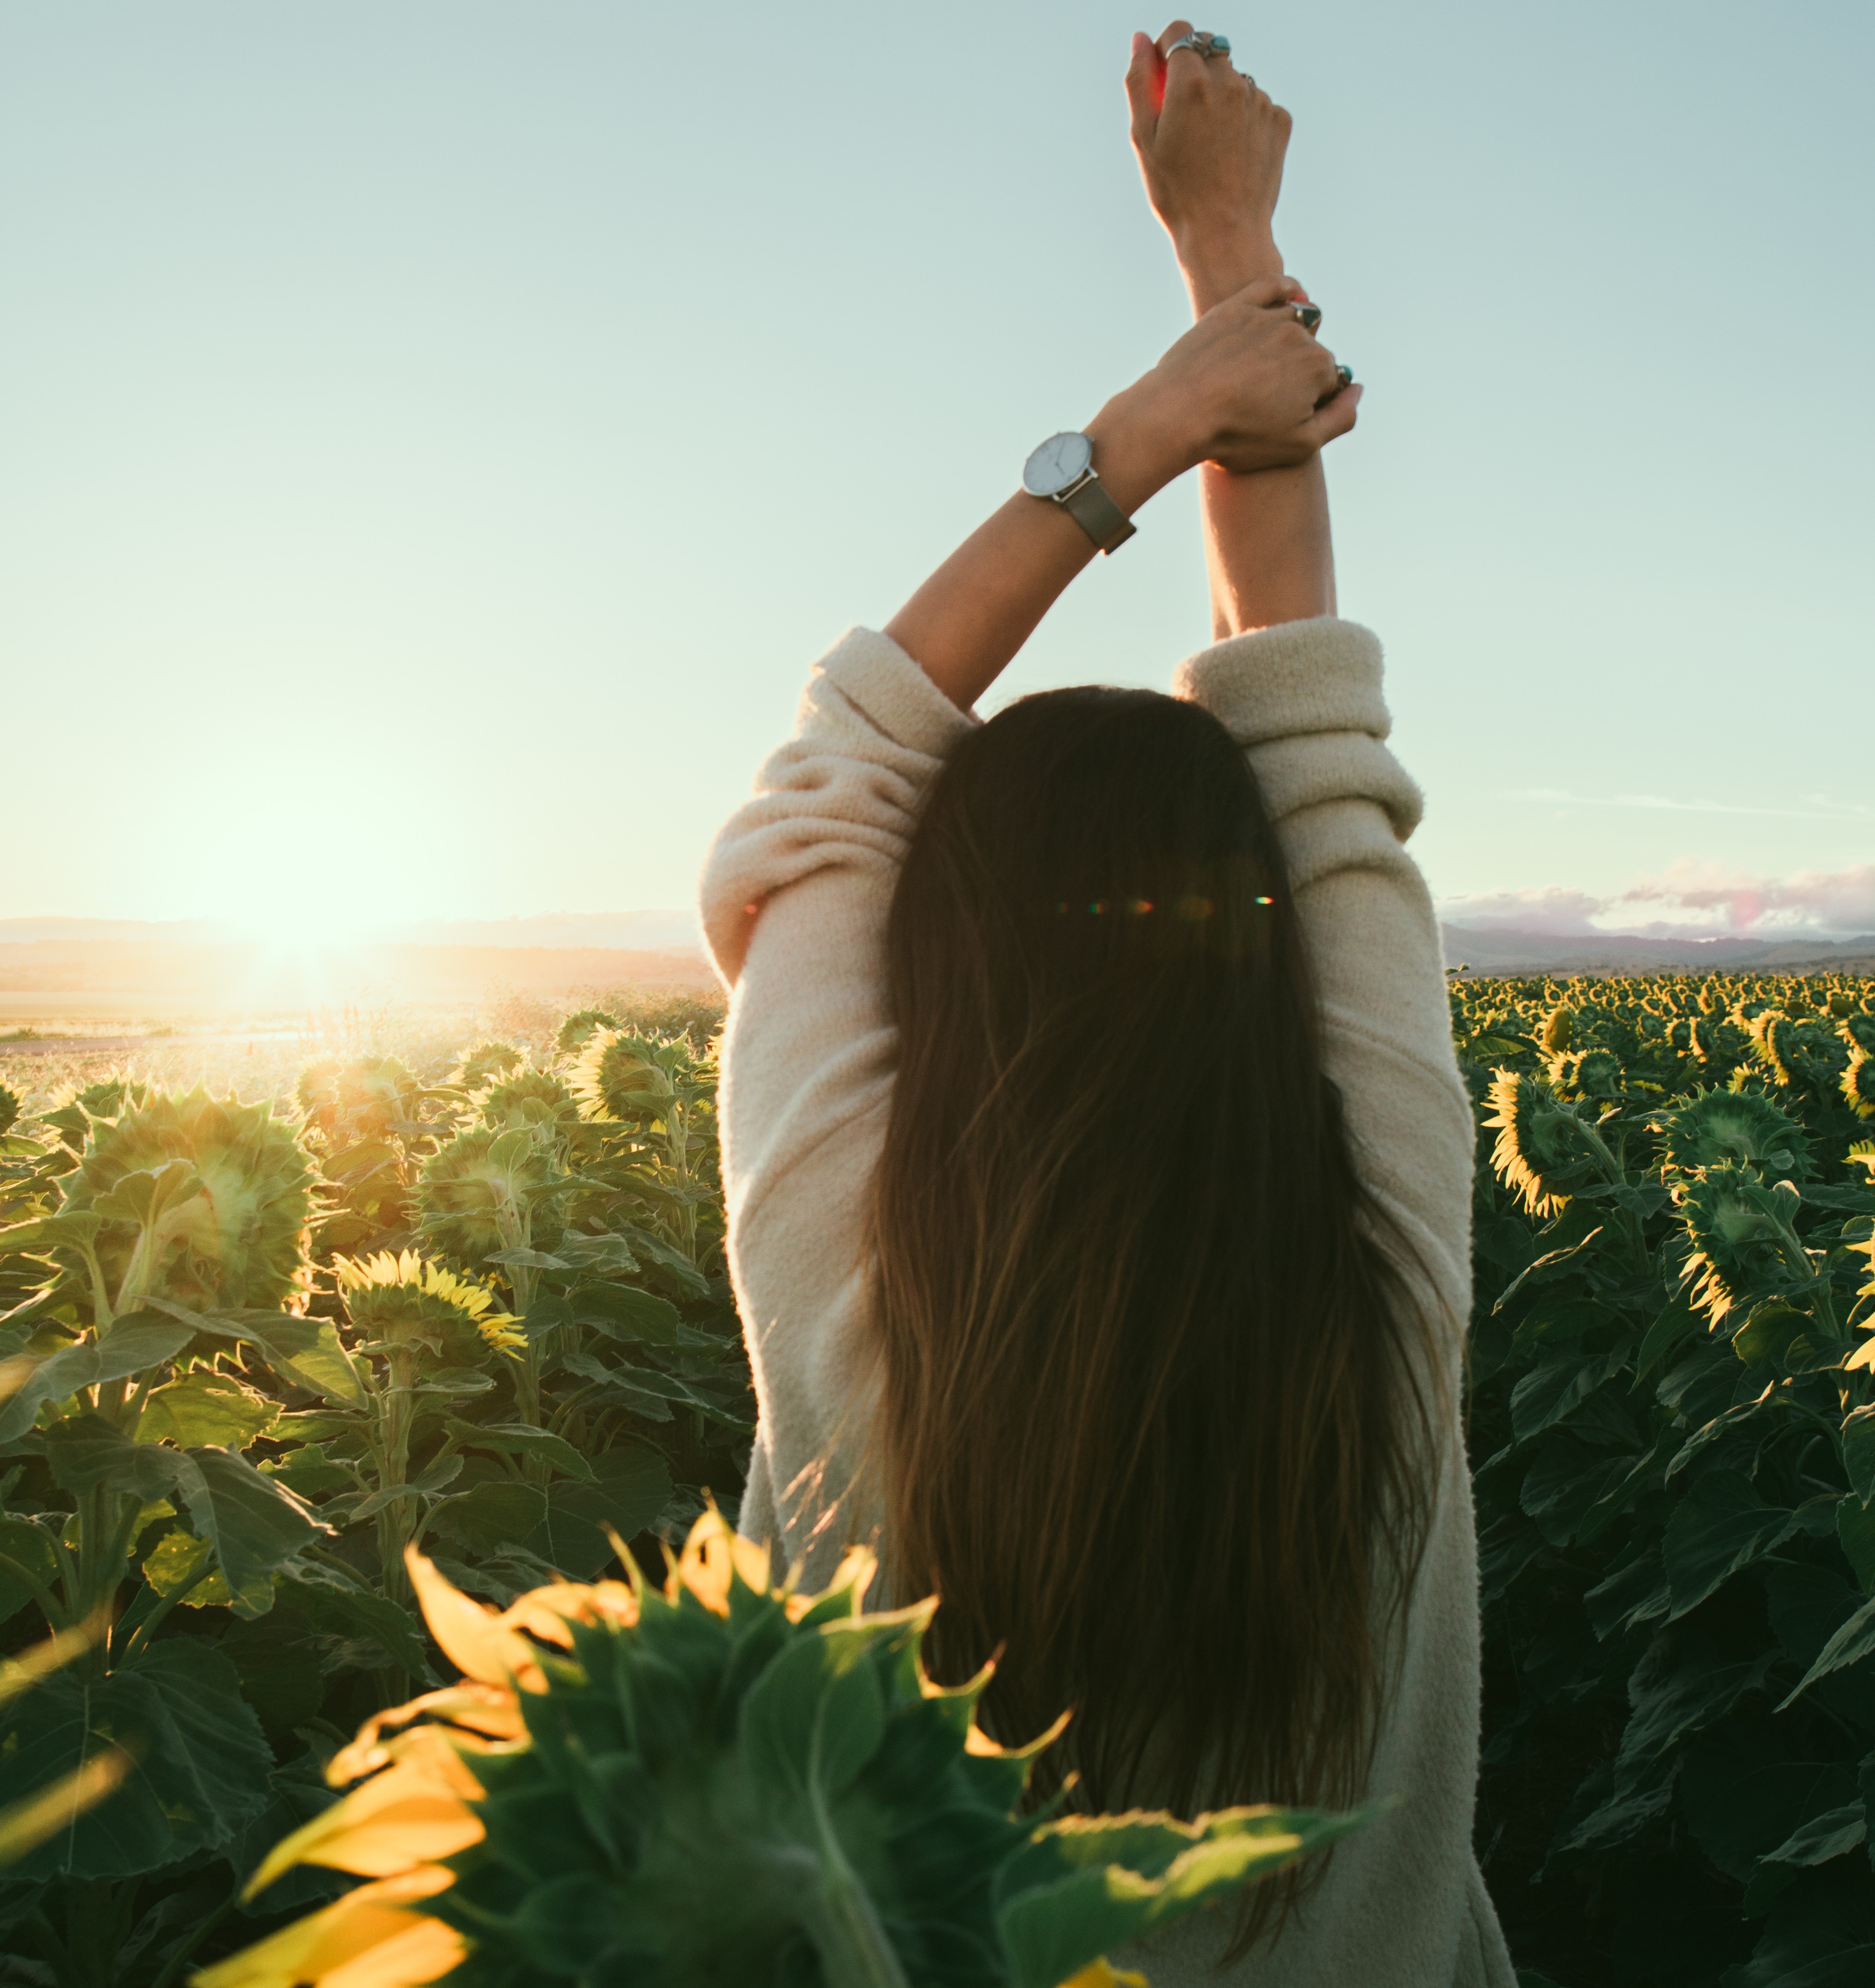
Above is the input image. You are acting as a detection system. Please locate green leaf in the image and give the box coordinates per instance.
[218,1611,331,1732]
[0,1637,272,1879]
[426,1478,549,1555]
[526,1445,673,1576]
[261,1442,356,1498]
[1621,1632,1777,1774]
[1509,1346,1625,1442]
[995,1805,1374,1988]
[740,1619,888,1799]
[575,1283,683,1346]
[1760,1801,1866,1869]
[1780,1598,1875,1709]
[183,1448,329,1616]
[444,1418,596,1483]
[142,1527,233,1608]
[1662,1474,1799,1618]
[136,1371,277,1449]
[148,1302,366,1408]
[0,1514,62,1625]
[1634,1297,1698,1382]
[1843,1405,1875,1508]
[278,1563,430,1676]
[1585,1548,1672,1641]
[1840,1498,1875,1595]
[44,1413,196,1503]
[1679,1732,1856,1883]
[0,1319,192,1442]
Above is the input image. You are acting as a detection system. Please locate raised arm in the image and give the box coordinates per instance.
[884,283,1354,712]
[1126,22,1357,636]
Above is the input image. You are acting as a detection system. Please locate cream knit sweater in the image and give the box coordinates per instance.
[699,618,1516,1988]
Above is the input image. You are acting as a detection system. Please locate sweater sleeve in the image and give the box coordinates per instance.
[1175,616,1474,1333]
[697,627,975,1567]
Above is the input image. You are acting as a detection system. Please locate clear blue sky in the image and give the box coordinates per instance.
[5,1,1870,938]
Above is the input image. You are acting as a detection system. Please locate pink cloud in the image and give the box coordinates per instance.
[1441,863,1875,941]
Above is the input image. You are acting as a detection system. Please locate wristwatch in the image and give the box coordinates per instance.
[1022,432,1136,554]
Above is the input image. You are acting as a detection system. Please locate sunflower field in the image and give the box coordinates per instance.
[3,967,1872,1986]
[0,1002,1352,1988]
[1456,970,1875,1988]
[0,1008,754,1984]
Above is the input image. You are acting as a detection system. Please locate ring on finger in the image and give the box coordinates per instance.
[1292,302,1322,332]
[1335,363,1354,389]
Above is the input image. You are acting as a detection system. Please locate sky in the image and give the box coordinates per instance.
[4,0,1871,943]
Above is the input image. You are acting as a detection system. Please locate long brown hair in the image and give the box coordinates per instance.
[869,685,1442,1941]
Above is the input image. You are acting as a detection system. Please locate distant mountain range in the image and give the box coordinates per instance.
[0,912,703,950]
[1441,926,1875,976]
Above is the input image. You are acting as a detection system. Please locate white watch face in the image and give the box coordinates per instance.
[1023,430,1093,498]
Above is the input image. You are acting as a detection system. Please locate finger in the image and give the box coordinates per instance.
[1222,273,1302,313]
[1125,31,1164,132]
[1157,18,1197,59]
[1297,381,1362,450]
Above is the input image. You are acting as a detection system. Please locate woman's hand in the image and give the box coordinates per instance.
[1126,22,1293,314]
[1109,273,1356,478]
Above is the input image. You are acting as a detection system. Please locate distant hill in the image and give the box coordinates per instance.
[0,912,702,950]
[0,935,715,1020]
[1441,926,1875,978]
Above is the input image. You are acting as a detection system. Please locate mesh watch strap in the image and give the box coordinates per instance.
[1056,472,1137,555]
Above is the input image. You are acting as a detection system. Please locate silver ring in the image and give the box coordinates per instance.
[1166,30,1230,59]
[1292,302,1322,332]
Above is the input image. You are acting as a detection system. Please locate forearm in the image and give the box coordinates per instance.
[1181,232,1339,637]
[884,381,1192,712]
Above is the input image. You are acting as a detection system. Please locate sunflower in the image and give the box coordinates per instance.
[334,1251,525,1361]
[201,1514,1358,1988]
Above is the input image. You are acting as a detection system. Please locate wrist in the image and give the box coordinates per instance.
[1173,224,1283,314]
[1083,376,1204,515]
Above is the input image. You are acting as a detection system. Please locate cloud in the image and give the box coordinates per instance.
[1429,887,1607,936]
[1441,862,1875,941]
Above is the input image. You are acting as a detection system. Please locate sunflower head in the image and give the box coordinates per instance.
[1540,1003,1576,1054]
[1655,1089,1809,1181]
[568,1029,681,1124]
[454,1041,525,1092]
[1672,1164,1802,1325]
[555,1008,619,1054]
[1546,1046,1623,1101]
[210,1513,1362,1988]
[296,1056,424,1145]
[335,1250,524,1361]
[0,1085,18,1139]
[1483,1070,1598,1217]
[416,1125,562,1267]
[53,1086,313,1315]
[479,1070,578,1132]
[1842,1049,1875,1123]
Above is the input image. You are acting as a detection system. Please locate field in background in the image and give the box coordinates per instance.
[0,976,725,1115]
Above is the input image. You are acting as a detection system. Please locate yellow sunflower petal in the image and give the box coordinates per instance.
[251,1735,486,1897]
[197,1868,459,1988]
[675,1509,775,1616]
[319,1916,467,1988]
[404,1547,545,1689]
[328,1683,527,1782]
[500,1579,639,1647]
[1056,1964,1149,1988]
